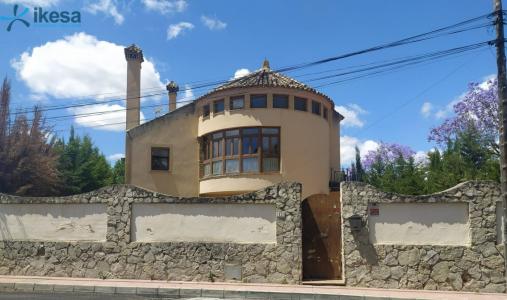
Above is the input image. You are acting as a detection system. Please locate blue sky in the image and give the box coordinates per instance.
[0,0,499,165]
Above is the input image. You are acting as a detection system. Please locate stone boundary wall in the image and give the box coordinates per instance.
[0,182,302,284]
[341,181,506,293]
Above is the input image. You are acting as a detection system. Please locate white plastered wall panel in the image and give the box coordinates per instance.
[368,203,470,246]
[0,204,107,241]
[132,203,276,243]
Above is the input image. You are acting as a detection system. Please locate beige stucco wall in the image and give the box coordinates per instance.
[197,87,338,199]
[368,203,470,246]
[127,104,199,197]
[131,203,276,243]
[0,204,107,241]
[199,175,282,196]
[127,86,340,199]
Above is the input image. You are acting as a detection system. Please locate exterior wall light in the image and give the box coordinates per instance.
[348,214,363,232]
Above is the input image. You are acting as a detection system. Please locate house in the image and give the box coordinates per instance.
[124,44,343,200]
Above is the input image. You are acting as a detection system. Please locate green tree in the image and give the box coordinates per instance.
[354,146,364,182]
[361,142,429,194]
[111,158,125,184]
[56,127,113,195]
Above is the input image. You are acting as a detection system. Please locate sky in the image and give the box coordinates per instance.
[0,0,500,166]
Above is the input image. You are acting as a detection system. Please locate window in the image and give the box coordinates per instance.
[203,104,210,118]
[214,99,224,114]
[151,147,169,171]
[241,128,260,173]
[200,127,280,177]
[273,94,289,109]
[230,96,244,110]
[250,94,267,108]
[262,128,280,172]
[323,107,328,120]
[294,97,307,111]
[312,100,321,116]
[211,132,223,175]
[225,129,240,174]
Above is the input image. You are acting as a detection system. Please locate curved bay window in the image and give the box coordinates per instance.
[200,127,280,178]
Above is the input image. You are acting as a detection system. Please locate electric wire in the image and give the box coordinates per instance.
[5,12,495,117]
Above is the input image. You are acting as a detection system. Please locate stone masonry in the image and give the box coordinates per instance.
[341,181,506,293]
[0,182,302,284]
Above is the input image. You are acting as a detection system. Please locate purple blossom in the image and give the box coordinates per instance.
[363,142,416,169]
[429,78,498,145]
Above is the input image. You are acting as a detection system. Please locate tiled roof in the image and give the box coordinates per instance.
[199,59,334,104]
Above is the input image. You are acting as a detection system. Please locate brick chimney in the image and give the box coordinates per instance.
[166,81,179,112]
[124,44,144,130]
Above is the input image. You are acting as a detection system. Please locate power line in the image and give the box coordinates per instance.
[361,52,484,132]
[312,40,494,88]
[9,39,493,129]
[5,12,495,117]
[46,43,492,132]
[277,12,496,72]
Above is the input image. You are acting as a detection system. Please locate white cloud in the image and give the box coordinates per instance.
[142,0,187,14]
[177,84,193,108]
[0,0,59,6]
[69,103,146,132]
[414,150,428,165]
[11,32,164,102]
[340,135,379,166]
[167,22,194,40]
[84,0,124,25]
[233,68,250,79]
[435,99,458,119]
[107,153,124,162]
[201,15,227,30]
[480,74,496,89]
[420,102,432,118]
[29,93,48,102]
[334,104,367,128]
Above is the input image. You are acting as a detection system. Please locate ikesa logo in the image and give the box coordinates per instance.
[0,4,81,31]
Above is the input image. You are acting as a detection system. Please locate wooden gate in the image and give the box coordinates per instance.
[302,192,342,280]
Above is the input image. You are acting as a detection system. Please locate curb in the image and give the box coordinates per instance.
[0,283,387,300]
[0,276,504,300]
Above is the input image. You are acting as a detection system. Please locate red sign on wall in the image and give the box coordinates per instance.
[369,207,379,216]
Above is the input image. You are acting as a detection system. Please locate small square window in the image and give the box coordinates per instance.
[294,97,307,111]
[151,147,169,171]
[273,95,289,108]
[250,94,267,108]
[203,104,210,118]
[312,101,321,115]
[212,161,223,175]
[214,99,224,113]
[230,96,244,110]
[323,107,328,120]
[226,159,239,174]
[242,157,259,173]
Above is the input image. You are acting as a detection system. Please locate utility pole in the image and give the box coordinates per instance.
[494,0,507,276]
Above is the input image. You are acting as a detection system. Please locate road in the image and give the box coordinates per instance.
[0,292,175,300]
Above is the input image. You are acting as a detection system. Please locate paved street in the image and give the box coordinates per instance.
[0,292,156,300]
[1,275,506,300]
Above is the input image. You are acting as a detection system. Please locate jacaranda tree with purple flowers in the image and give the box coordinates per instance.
[429,78,499,155]
[362,142,416,169]
[359,142,426,195]
[355,78,500,195]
